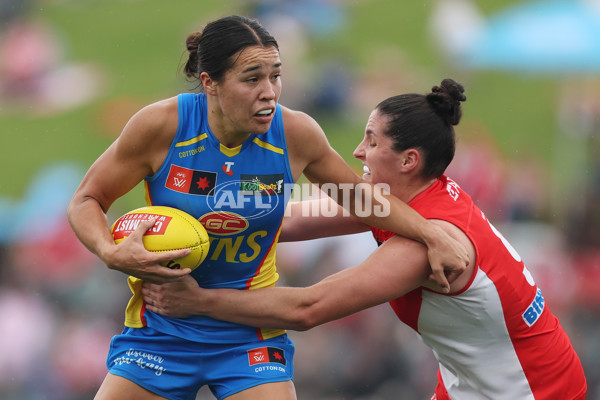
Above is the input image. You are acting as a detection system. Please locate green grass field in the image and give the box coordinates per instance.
[0,0,566,214]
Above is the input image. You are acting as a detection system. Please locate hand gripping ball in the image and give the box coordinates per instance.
[111,206,210,271]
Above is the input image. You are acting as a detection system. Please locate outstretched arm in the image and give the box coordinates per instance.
[142,220,475,327]
[143,234,430,328]
[283,108,468,291]
[280,198,369,242]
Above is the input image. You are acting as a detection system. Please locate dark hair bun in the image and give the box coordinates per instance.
[427,78,466,126]
[183,32,203,79]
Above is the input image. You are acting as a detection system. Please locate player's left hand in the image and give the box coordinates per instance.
[425,224,468,293]
[142,275,200,318]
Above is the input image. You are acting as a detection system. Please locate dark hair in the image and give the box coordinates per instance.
[183,15,279,90]
[375,78,466,179]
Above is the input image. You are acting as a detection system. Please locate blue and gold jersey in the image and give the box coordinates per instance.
[124,93,294,343]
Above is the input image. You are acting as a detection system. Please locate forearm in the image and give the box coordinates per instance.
[362,189,439,246]
[280,199,368,242]
[340,182,437,245]
[198,287,320,331]
[67,194,115,262]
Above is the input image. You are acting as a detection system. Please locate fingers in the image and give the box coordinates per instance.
[148,266,192,283]
[154,248,192,264]
[445,265,465,284]
[141,281,156,302]
[128,217,193,274]
[429,269,450,293]
[129,217,157,240]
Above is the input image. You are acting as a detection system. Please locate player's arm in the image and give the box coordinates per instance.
[144,234,428,327]
[143,220,475,325]
[283,107,468,291]
[142,220,476,324]
[67,98,191,282]
[280,198,369,242]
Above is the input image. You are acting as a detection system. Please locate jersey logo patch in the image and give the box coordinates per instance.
[199,212,249,236]
[522,288,545,327]
[247,346,287,366]
[165,165,216,196]
[446,178,461,201]
[240,174,284,196]
[222,161,234,176]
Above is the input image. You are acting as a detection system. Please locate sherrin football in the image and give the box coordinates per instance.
[110,206,210,271]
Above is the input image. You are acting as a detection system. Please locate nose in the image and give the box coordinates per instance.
[260,80,277,101]
[353,140,365,160]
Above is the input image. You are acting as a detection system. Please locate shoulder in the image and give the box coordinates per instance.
[121,96,178,144]
[117,96,179,173]
[280,106,322,133]
[128,96,179,133]
[280,105,334,173]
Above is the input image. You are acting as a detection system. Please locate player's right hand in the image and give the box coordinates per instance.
[102,218,192,283]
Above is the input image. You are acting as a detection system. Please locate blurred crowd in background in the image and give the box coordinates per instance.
[1,0,600,399]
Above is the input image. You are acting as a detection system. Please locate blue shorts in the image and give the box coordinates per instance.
[106,326,295,400]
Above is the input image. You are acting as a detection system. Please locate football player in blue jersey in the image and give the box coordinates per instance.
[68,15,468,400]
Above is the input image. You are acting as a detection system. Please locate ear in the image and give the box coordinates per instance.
[399,149,421,173]
[200,72,217,95]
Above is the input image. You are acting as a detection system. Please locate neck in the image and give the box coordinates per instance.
[392,177,438,204]
[213,129,251,148]
[206,98,251,148]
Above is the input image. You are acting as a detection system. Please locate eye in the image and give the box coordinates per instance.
[246,77,258,83]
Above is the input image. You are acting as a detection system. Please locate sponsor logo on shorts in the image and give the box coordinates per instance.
[112,348,167,376]
[247,346,287,366]
[522,288,545,327]
[165,165,217,196]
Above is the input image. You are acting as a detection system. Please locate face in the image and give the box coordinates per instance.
[211,45,282,137]
[353,109,403,186]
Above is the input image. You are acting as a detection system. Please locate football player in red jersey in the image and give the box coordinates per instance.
[144,79,587,400]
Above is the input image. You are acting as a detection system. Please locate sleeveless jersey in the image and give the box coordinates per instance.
[371,175,587,400]
[124,93,294,343]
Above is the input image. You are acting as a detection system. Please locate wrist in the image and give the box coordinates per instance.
[195,287,216,317]
[421,221,442,246]
[97,241,119,267]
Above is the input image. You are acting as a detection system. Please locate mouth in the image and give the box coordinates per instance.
[255,108,274,118]
[363,165,371,175]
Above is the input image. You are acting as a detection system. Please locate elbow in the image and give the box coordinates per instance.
[66,197,79,228]
[289,307,325,331]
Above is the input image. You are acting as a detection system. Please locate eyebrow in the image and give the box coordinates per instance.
[241,62,282,74]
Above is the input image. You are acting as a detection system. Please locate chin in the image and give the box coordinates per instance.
[252,125,271,135]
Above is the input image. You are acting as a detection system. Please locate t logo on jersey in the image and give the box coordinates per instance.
[247,346,287,366]
[222,162,234,176]
[166,165,216,196]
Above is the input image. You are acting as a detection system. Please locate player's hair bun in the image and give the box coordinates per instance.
[184,32,203,78]
[426,78,466,126]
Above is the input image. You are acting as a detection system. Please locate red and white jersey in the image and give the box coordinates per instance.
[371,175,586,400]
